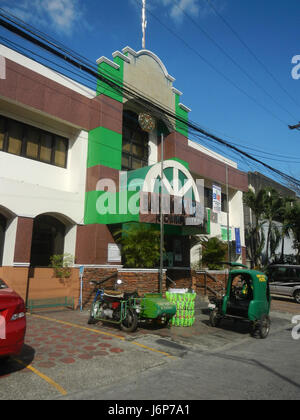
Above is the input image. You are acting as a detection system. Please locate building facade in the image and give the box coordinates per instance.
[0,44,248,289]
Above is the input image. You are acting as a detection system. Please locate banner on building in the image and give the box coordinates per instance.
[235,228,242,255]
[212,185,222,214]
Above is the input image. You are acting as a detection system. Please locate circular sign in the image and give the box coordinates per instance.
[138,113,156,133]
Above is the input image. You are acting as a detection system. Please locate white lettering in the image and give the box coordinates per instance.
[0,56,6,80]
[291,315,300,340]
[291,55,300,80]
[0,315,6,339]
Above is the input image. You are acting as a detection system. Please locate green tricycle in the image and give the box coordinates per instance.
[208,263,271,339]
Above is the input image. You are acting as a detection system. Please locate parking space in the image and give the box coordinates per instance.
[0,310,177,400]
[0,298,296,400]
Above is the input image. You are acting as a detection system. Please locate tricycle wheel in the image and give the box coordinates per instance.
[121,308,138,333]
[253,315,271,339]
[209,310,221,328]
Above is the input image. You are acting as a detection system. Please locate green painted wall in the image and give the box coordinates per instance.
[87,126,122,170]
[175,94,189,138]
[97,56,124,103]
[84,191,140,225]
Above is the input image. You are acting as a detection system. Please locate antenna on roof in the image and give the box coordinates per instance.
[142,0,147,49]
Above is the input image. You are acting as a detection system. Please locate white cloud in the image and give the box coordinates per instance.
[1,0,85,36]
[133,0,226,24]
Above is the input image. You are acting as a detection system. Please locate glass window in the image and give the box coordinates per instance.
[221,193,227,212]
[25,126,40,159]
[54,136,67,168]
[0,116,5,150]
[0,115,68,168]
[7,120,23,156]
[132,143,144,159]
[132,158,143,170]
[204,187,213,209]
[122,154,130,170]
[40,133,53,163]
[122,110,149,171]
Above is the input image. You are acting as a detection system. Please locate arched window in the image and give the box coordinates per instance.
[122,110,149,171]
[0,214,6,266]
[30,215,66,267]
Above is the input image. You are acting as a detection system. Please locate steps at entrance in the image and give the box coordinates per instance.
[194,294,209,316]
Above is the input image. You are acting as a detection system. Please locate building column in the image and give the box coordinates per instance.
[13,217,34,267]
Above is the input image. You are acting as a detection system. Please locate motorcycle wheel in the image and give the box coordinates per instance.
[87,302,100,325]
[120,308,138,333]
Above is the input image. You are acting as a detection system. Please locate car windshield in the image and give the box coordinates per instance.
[0,279,8,289]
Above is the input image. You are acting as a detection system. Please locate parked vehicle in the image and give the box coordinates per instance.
[0,278,26,359]
[88,277,176,332]
[208,264,271,339]
[88,278,139,332]
[265,264,300,304]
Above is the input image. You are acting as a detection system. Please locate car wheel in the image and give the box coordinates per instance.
[294,290,300,304]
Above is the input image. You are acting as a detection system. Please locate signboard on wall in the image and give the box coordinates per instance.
[108,244,122,262]
[212,185,222,214]
[235,228,242,255]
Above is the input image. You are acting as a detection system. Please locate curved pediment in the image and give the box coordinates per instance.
[122,47,175,83]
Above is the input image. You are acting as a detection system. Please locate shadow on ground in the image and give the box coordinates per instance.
[0,345,35,376]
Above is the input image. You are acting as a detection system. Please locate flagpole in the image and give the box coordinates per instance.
[142,0,147,49]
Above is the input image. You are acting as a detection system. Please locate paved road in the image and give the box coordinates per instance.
[74,327,298,401]
[0,296,299,401]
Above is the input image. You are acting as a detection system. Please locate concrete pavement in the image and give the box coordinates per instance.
[0,295,298,400]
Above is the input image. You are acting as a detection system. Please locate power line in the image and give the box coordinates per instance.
[2,6,298,164]
[204,0,300,111]
[172,0,298,121]
[133,0,291,127]
[0,11,299,189]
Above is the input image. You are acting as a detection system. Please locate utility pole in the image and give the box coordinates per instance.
[226,165,231,263]
[160,133,164,294]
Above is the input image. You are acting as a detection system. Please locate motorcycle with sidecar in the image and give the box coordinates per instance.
[208,264,271,339]
[87,277,176,332]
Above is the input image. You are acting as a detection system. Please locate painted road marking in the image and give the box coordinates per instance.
[31,314,126,340]
[14,358,68,396]
[131,341,176,359]
[30,314,175,359]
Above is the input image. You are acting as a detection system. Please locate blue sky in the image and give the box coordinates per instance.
[0,0,300,187]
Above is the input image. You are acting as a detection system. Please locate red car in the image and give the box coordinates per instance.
[0,278,26,359]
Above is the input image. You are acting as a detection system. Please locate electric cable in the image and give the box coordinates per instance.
[172,0,298,121]
[0,12,299,189]
[204,0,300,111]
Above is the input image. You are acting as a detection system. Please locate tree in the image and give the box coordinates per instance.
[194,236,227,270]
[285,203,300,263]
[244,188,268,268]
[115,223,161,268]
[263,188,283,264]
[276,196,296,262]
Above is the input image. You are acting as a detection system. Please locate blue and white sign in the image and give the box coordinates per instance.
[235,228,241,255]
